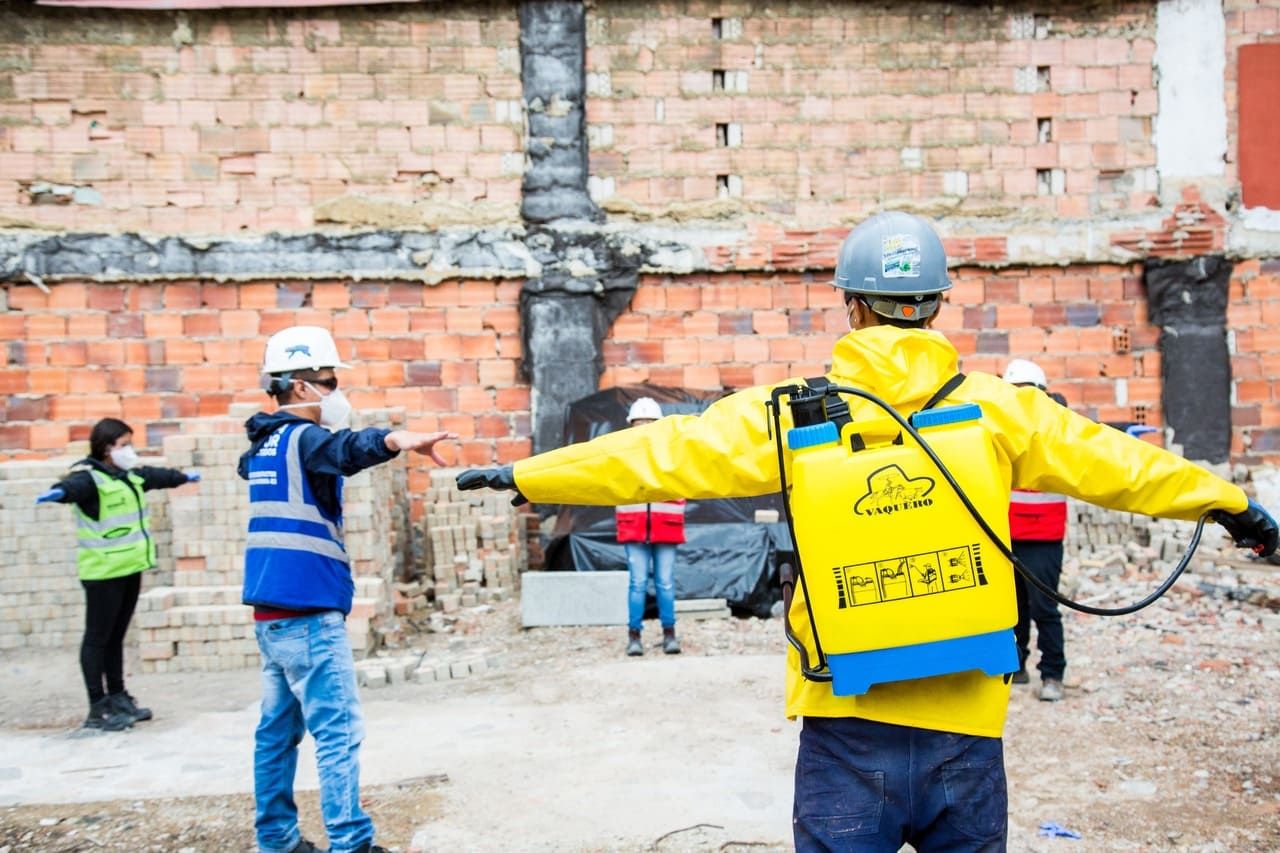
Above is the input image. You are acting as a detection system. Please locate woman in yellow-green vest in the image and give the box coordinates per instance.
[36,418,198,732]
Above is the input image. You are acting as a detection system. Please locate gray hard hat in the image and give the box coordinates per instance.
[834,212,952,321]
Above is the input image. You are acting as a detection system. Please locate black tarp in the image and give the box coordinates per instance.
[541,384,790,616]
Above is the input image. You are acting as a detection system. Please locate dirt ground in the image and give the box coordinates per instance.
[1,562,1279,852]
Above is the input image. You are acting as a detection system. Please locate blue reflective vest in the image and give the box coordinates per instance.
[242,422,354,613]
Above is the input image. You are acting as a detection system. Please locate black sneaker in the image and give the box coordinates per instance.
[287,839,324,853]
[109,691,153,723]
[1011,668,1030,685]
[84,697,133,732]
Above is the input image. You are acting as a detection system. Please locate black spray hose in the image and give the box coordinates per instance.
[767,383,1216,680]
[819,383,1212,616]
[768,388,832,681]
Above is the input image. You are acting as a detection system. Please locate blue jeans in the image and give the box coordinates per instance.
[793,716,1007,852]
[254,611,375,853]
[625,542,676,631]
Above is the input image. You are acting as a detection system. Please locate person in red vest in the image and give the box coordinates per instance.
[615,397,685,657]
[1003,359,1070,702]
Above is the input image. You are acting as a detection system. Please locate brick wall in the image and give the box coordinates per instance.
[0,3,523,233]
[1229,259,1280,461]
[585,0,1158,223]
[9,260,1280,466]
[0,278,530,496]
[601,265,1160,429]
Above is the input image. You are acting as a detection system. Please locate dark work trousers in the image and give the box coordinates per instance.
[80,572,142,704]
[793,716,1008,852]
[1012,540,1066,681]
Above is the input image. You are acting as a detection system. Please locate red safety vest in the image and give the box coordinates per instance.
[615,500,686,544]
[1009,489,1067,542]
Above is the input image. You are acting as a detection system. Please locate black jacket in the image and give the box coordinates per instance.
[52,458,191,521]
[238,412,397,518]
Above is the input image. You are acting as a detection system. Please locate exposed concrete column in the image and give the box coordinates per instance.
[1153,0,1227,201]
[1144,255,1233,462]
[517,1,631,455]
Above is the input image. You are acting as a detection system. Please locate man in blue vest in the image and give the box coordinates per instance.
[240,325,454,853]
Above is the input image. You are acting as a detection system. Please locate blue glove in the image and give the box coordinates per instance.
[1126,425,1158,438]
[35,487,65,504]
[184,471,201,483]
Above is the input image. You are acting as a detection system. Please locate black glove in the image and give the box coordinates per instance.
[456,465,528,506]
[1211,499,1278,557]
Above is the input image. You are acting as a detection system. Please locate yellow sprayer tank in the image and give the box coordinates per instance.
[786,402,1019,695]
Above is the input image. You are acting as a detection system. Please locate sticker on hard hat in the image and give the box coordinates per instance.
[852,464,935,516]
[285,345,312,358]
[832,543,988,608]
[882,234,921,279]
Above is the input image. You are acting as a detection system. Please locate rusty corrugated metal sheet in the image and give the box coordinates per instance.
[36,0,420,8]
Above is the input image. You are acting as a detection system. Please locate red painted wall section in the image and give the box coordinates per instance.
[1239,44,1280,209]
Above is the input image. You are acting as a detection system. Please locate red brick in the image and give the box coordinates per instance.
[220,310,261,338]
[0,424,32,449]
[144,313,185,338]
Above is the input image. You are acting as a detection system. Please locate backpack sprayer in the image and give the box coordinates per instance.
[766,380,1214,696]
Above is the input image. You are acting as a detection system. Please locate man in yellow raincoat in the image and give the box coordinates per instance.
[457,212,1277,851]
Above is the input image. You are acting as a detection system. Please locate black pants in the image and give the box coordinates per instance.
[1012,540,1065,681]
[80,573,142,704]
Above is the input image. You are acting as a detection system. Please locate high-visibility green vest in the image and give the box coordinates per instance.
[75,469,156,581]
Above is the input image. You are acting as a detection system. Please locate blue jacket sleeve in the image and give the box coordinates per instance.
[296,425,398,477]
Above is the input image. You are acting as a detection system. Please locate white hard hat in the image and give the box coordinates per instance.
[627,397,663,423]
[1002,358,1047,389]
[262,326,350,375]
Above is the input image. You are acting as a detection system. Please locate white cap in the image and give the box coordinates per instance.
[262,326,350,374]
[627,397,663,423]
[1002,358,1047,389]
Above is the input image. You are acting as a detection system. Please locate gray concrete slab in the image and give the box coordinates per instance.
[520,570,629,627]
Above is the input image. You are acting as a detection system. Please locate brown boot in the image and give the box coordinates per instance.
[626,629,643,656]
[662,626,681,655]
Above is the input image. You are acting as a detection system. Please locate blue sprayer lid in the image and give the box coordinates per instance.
[787,422,840,450]
[909,402,982,430]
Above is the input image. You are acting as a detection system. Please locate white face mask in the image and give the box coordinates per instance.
[110,445,140,470]
[278,380,353,430]
[315,386,352,430]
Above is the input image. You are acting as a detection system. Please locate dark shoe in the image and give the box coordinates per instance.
[626,629,643,657]
[287,840,324,853]
[662,626,681,655]
[1011,668,1030,684]
[109,691,152,723]
[1039,678,1064,702]
[350,844,390,853]
[84,697,132,732]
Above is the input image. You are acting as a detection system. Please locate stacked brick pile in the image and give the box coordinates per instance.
[0,453,173,651]
[419,468,527,612]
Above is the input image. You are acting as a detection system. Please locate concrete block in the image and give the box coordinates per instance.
[675,598,728,613]
[520,571,629,628]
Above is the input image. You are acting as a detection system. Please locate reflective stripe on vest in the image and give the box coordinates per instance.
[615,500,686,544]
[243,422,354,613]
[1009,489,1068,541]
[75,469,155,581]
[246,424,348,559]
